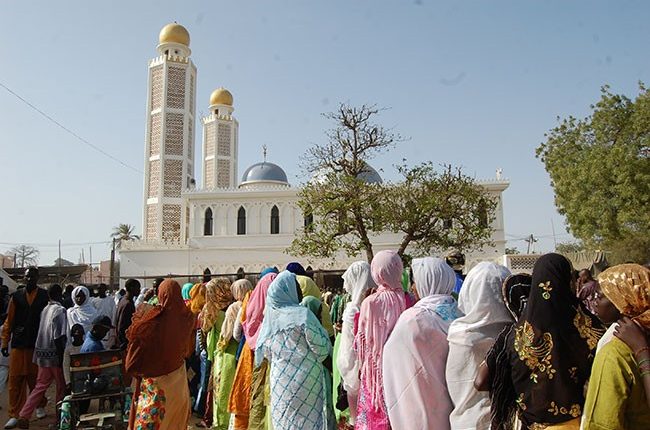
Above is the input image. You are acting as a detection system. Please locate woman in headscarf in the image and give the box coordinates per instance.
[382,256,461,430]
[582,264,650,428]
[126,279,196,429]
[446,262,512,429]
[473,273,532,429]
[211,279,251,430]
[66,286,98,335]
[190,282,207,315]
[255,270,333,430]
[182,282,194,303]
[190,282,210,419]
[336,261,374,426]
[355,250,406,430]
[196,278,234,429]
[286,262,307,277]
[228,272,277,430]
[491,253,605,429]
[297,275,335,339]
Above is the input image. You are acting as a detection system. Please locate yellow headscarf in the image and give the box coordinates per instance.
[296,275,335,337]
[201,277,233,333]
[598,264,650,327]
[189,282,206,314]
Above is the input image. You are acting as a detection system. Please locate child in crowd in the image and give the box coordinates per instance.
[80,316,111,353]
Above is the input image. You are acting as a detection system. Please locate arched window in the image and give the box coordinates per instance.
[204,208,213,236]
[237,206,246,235]
[270,205,280,234]
[202,268,211,283]
[236,267,245,280]
[304,211,314,232]
[478,199,489,229]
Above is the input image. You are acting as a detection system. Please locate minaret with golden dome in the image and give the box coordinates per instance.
[142,22,197,243]
[201,87,239,189]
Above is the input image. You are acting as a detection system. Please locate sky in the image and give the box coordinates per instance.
[0,0,648,266]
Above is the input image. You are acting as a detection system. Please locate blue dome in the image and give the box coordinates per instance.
[357,163,383,184]
[240,162,289,186]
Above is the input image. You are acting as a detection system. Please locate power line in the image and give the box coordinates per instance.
[0,81,142,174]
[0,241,111,248]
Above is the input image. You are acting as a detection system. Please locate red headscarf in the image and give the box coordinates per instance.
[126,279,196,378]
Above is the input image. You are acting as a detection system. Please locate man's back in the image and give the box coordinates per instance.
[114,296,135,349]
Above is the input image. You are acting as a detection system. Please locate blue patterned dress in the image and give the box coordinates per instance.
[259,323,332,429]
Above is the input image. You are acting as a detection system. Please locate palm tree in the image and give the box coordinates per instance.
[111,223,141,248]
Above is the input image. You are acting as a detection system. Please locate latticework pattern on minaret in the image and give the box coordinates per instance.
[189,74,195,114]
[205,160,214,189]
[217,123,231,156]
[150,67,163,110]
[166,66,186,109]
[165,113,184,156]
[205,122,216,157]
[145,205,158,240]
[163,159,183,197]
[188,120,193,160]
[149,113,162,156]
[217,159,231,188]
[147,160,160,198]
[185,206,190,240]
[162,204,181,242]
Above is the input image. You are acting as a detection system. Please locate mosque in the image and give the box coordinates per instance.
[119,23,510,284]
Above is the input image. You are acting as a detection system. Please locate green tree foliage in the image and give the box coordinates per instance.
[555,241,586,255]
[537,84,650,263]
[384,163,497,257]
[111,223,140,248]
[291,104,399,262]
[289,104,497,263]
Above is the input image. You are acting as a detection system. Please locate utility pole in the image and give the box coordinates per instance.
[109,238,116,290]
[526,234,538,254]
[58,239,62,284]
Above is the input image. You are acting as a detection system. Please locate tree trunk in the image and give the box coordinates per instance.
[365,246,374,264]
[397,235,412,257]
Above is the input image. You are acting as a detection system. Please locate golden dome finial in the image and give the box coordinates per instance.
[210,88,234,106]
[159,22,190,47]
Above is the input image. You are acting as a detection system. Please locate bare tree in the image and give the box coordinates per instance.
[292,104,402,262]
[8,245,39,268]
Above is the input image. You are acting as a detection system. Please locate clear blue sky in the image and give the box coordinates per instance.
[1,0,648,266]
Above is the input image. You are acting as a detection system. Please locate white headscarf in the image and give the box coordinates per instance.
[66,286,98,334]
[446,262,512,430]
[412,256,456,299]
[447,262,512,346]
[382,257,459,430]
[337,261,374,394]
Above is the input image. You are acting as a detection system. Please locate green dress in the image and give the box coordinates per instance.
[582,337,650,429]
[212,338,239,430]
[206,312,226,429]
[332,334,350,423]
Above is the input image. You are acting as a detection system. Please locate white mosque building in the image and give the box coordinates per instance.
[119,23,510,283]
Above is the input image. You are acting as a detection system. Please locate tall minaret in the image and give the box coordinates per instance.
[142,23,197,242]
[201,88,239,189]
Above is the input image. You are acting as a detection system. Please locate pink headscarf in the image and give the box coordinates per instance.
[355,250,406,414]
[243,273,277,349]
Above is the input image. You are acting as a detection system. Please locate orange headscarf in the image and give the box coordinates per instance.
[126,279,196,378]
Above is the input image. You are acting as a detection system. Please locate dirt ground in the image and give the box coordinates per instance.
[0,385,205,429]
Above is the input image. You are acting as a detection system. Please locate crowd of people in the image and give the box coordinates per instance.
[0,251,649,430]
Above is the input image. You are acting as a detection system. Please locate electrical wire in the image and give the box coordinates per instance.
[0,81,143,174]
